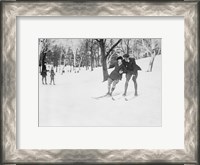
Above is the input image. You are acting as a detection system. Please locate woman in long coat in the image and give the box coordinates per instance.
[41,62,47,85]
[107,56,125,96]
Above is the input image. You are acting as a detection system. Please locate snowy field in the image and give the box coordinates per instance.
[39,56,162,127]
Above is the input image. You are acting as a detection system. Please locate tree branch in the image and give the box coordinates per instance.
[142,39,152,54]
[120,44,125,54]
[95,39,100,42]
[106,39,122,58]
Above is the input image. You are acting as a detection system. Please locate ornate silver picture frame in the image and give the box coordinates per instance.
[1,1,199,164]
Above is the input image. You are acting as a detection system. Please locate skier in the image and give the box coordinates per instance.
[41,62,48,85]
[122,54,141,96]
[50,67,55,85]
[107,56,125,96]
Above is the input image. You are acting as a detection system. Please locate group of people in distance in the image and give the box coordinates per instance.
[107,54,141,97]
[41,63,56,85]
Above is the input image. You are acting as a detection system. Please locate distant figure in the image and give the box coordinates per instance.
[50,67,55,85]
[62,69,65,75]
[107,56,125,96]
[41,62,47,85]
[122,54,141,96]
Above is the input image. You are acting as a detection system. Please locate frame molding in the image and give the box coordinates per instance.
[1,1,199,164]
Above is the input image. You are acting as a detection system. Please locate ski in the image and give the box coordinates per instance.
[93,93,121,100]
[113,93,138,101]
[124,95,138,101]
[92,93,138,101]
[125,97,128,101]
[92,94,111,100]
[111,96,116,101]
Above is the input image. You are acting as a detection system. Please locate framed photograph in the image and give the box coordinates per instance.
[38,38,162,127]
[1,0,199,164]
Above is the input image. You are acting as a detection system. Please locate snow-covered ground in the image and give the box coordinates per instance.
[39,56,162,127]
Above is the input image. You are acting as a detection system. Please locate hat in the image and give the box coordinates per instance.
[123,54,129,58]
[117,56,123,60]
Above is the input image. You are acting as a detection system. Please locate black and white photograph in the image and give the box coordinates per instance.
[39,38,162,127]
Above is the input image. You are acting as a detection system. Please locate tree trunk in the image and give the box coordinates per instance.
[73,49,78,73]
[73,54,76,72]
[142,39,157,72]
[98,47,101,66]
[126,39,130,54]
[95,53,99,67]
[90,48,94,71]
[78,55,83,71]
[69,65,72,72]
[107,52,114,68]
[99,40,109,81]
[126,46,129,54]
[102,56,109,81]
[147,51,156,72]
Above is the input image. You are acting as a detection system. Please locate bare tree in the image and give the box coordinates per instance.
[96,39,122,81]
[124,39,131,54]
[142,39,160,72]
[39,39,51,73]
[87,39,95,71]
[67,39,82,73]
[78,52,84,72]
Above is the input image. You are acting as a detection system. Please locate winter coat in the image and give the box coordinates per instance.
[50,70,55,78]
[109,63,125,81]
[123,58,141,74]
[41,65,47,77]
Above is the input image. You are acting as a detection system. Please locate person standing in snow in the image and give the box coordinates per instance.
[41,62,48,85]
[107,56,125,96]
[122,54,141,96]
[50,67,55,85]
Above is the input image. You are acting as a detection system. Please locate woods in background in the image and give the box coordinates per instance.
[39,38,161,81]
